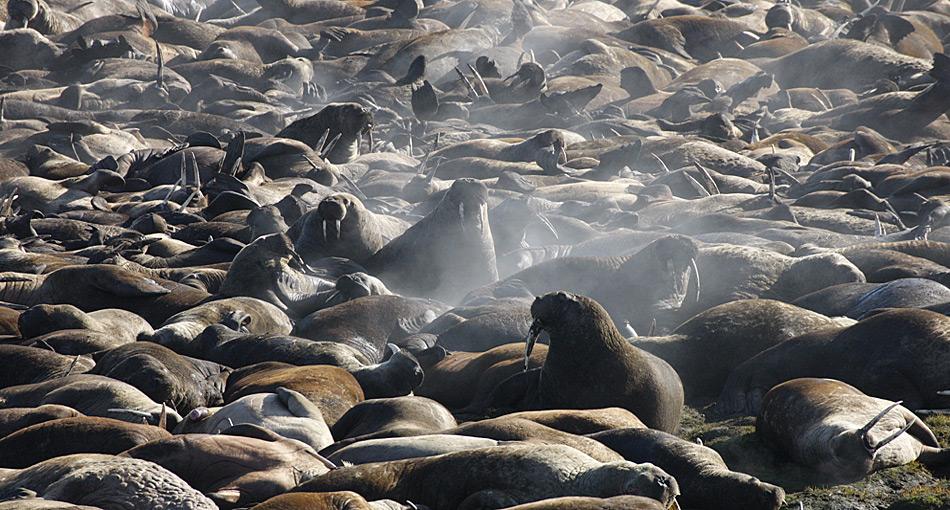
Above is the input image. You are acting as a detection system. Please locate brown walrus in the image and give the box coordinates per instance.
[293,444,680,509]
[520,292,684,433]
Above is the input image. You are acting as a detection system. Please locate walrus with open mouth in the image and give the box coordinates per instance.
[757,378,950,484]
[522,292,684,433]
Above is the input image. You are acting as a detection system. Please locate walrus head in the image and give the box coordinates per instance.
[577,461,680,507]
[829,400,917,479]
[619,235,700,315]
[5,0,39,29]
[336,272,391,300]
[276,103,373,164]
[525,292,626,370]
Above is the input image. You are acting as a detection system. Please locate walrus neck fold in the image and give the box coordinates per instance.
[0,276,41,306]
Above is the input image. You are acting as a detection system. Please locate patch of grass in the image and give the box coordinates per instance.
[888,482,950,510]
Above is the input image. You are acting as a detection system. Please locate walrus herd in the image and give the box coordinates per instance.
[1,0,950,506]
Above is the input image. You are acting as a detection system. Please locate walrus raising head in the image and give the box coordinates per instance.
[276,103,374,164]
[616,235,700,324]
[525,292,685,432]
[292,193,385,264]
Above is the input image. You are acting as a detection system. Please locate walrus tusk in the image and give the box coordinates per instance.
[107,408,153,420]
[321,219,327,243]
[683,172,710,197]
[314,128,330,154]
[689,258,701,303]
[693,163,720,194]
[624,321,638,338]
[468,63,488,96]
[322,132,343,159]
[938,390,950,395]
[651,153,670,173]
[859,400,906,450]
[523,320,543,371]
[875,214,886,237]
[158,403,167,429]
[334,219,341,240]
[535,213,559,240]
[868,418,916,453]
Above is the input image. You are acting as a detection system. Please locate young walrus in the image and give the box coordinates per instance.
[521,292,684,433]
[757,378,950,484]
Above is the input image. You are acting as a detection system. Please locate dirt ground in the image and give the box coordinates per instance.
[680,408,950,510]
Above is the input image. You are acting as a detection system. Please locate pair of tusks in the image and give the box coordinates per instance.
[162,151,200,210]
[320,219,342,243]
[858,400,914,453]
[315,128,343,159]
[687,258,701,304]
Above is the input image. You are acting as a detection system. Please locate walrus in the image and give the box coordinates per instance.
[634,299,848,402]
[415,342,548,411]
[275,103,373,164]
[326,434,505,466]
[0,404,81,439]
[323,396,457,455]
[224,364,364,426]
[148,296,293,356]
[17,304,152,344]
[0,264,209,326]
[0,345,94,389]
[470,235,699,334]
[757,378,950,484]
[90,342,229,413]
[0,454,216,509]
[294,444,679,509]
[364,178,498,303]
[289,193,408,264]
[591,428,786,510]
[292,295,448,362]
[122,425,335,509]
[174,388,333,451]
[0,416,170,468]
[249,491,415,509]
[519,292,684,433]
[0,374,182,428]
[443,416,624,462]
[717,308,950,415]
[499,496,666,509]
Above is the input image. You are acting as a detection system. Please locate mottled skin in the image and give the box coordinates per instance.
[525,293,684,433]
[718,309,950,415]
[0,417,169,468]
[0,454,216,509]
[592,428,786,510]
[123,428,333,509]
[757,378,950,484]
[295,444,679,510]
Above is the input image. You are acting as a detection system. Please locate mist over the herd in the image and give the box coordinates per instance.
[1,0,950,506]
